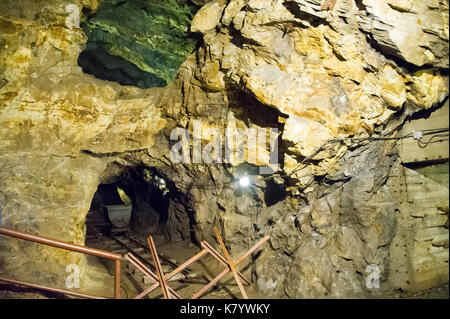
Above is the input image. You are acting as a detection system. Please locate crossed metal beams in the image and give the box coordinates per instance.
[194,232,270,299]
[125,229,270,299]
[125,252,181,299]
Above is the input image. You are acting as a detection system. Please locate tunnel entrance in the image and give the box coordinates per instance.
[86,168,264,299]
[83,165,262,299]
[84,166,202,298]
[86,166,193,245]
[86,183,132,237]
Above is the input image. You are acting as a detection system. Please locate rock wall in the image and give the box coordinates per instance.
[0,0,448,298]
[388,162,449,293]
[0,0,166,292]
[80,0,198,88]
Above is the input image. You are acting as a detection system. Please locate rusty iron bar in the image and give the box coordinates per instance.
[192,268,229,300]
[127,252,182,299]
[192,235,270,299]
[111,234,157,272]
[134,280,160,299]
[125,253,157,284]
[235,235,270,265]
[125,253,181,299]
[147,236,170,299]
[201,241,251,285]
[0,227,121,260]
[166,249,208,280]
[213,226,248,299]
[136,248,209,299]
[0,226,122,299]
[114,260,121,299]
[122,233,191,275]
[0,276,109,299]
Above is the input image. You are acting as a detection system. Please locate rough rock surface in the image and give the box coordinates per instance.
[80,0,198,88]
[0,0,448,298]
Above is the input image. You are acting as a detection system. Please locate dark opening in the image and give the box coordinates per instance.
[264,178,287,207]
[78,0,200,88]
[86,166,195,245]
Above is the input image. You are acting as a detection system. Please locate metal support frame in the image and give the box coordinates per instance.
[0,227,121,299]
[192,234,270,299]
[125,227,270,300]
[1,225,270,300]
[213,226,248,299]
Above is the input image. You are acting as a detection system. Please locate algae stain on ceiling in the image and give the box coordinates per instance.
[78,0,199,88]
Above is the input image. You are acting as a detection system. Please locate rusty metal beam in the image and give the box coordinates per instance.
[166,249,208,280]
[135,248,208,299]
[0,226,122,299]
[192,268,229,299]
[192,235,270,299]
[201,241,251,285]
[235,235,270,265]
[125,252,181,299]
[0,227,121,260]
[213,226,248,299]
[114,260,121,299]
[0,276,108,299]
[123,233,191,275]
[147,236,170,299]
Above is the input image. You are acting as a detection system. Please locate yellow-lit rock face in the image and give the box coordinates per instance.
[0,0,167,293]
[191,0,448,178]
[189,0,449,178]
[379,65,407,109]
[361,0,449,68]
[407,69,448,110]
[0,2,167,156]
[191,0,223,34]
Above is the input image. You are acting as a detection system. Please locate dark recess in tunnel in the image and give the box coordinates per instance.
[77,0,201,89]
[78,48,168,88]
[264,178,287,207]
[88,165,198,245]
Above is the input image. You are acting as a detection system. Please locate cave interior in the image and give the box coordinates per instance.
[0,0,448,300]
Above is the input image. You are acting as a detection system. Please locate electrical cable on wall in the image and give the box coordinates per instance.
[288,127,449,177]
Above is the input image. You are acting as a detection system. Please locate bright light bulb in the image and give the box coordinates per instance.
[160,178,166,184]
[239,176,250,187]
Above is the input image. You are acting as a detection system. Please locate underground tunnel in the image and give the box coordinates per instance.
[0,0,448,303]
[86,165,199,243]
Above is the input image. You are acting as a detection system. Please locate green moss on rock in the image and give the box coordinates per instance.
[81,0,198,88]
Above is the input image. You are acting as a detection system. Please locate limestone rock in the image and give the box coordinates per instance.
[0,0,448,299]
[360,0,449,68]
[191,0,223,34]
[192,0,448,169]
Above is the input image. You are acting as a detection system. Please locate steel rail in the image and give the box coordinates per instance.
[0,226,121,299]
